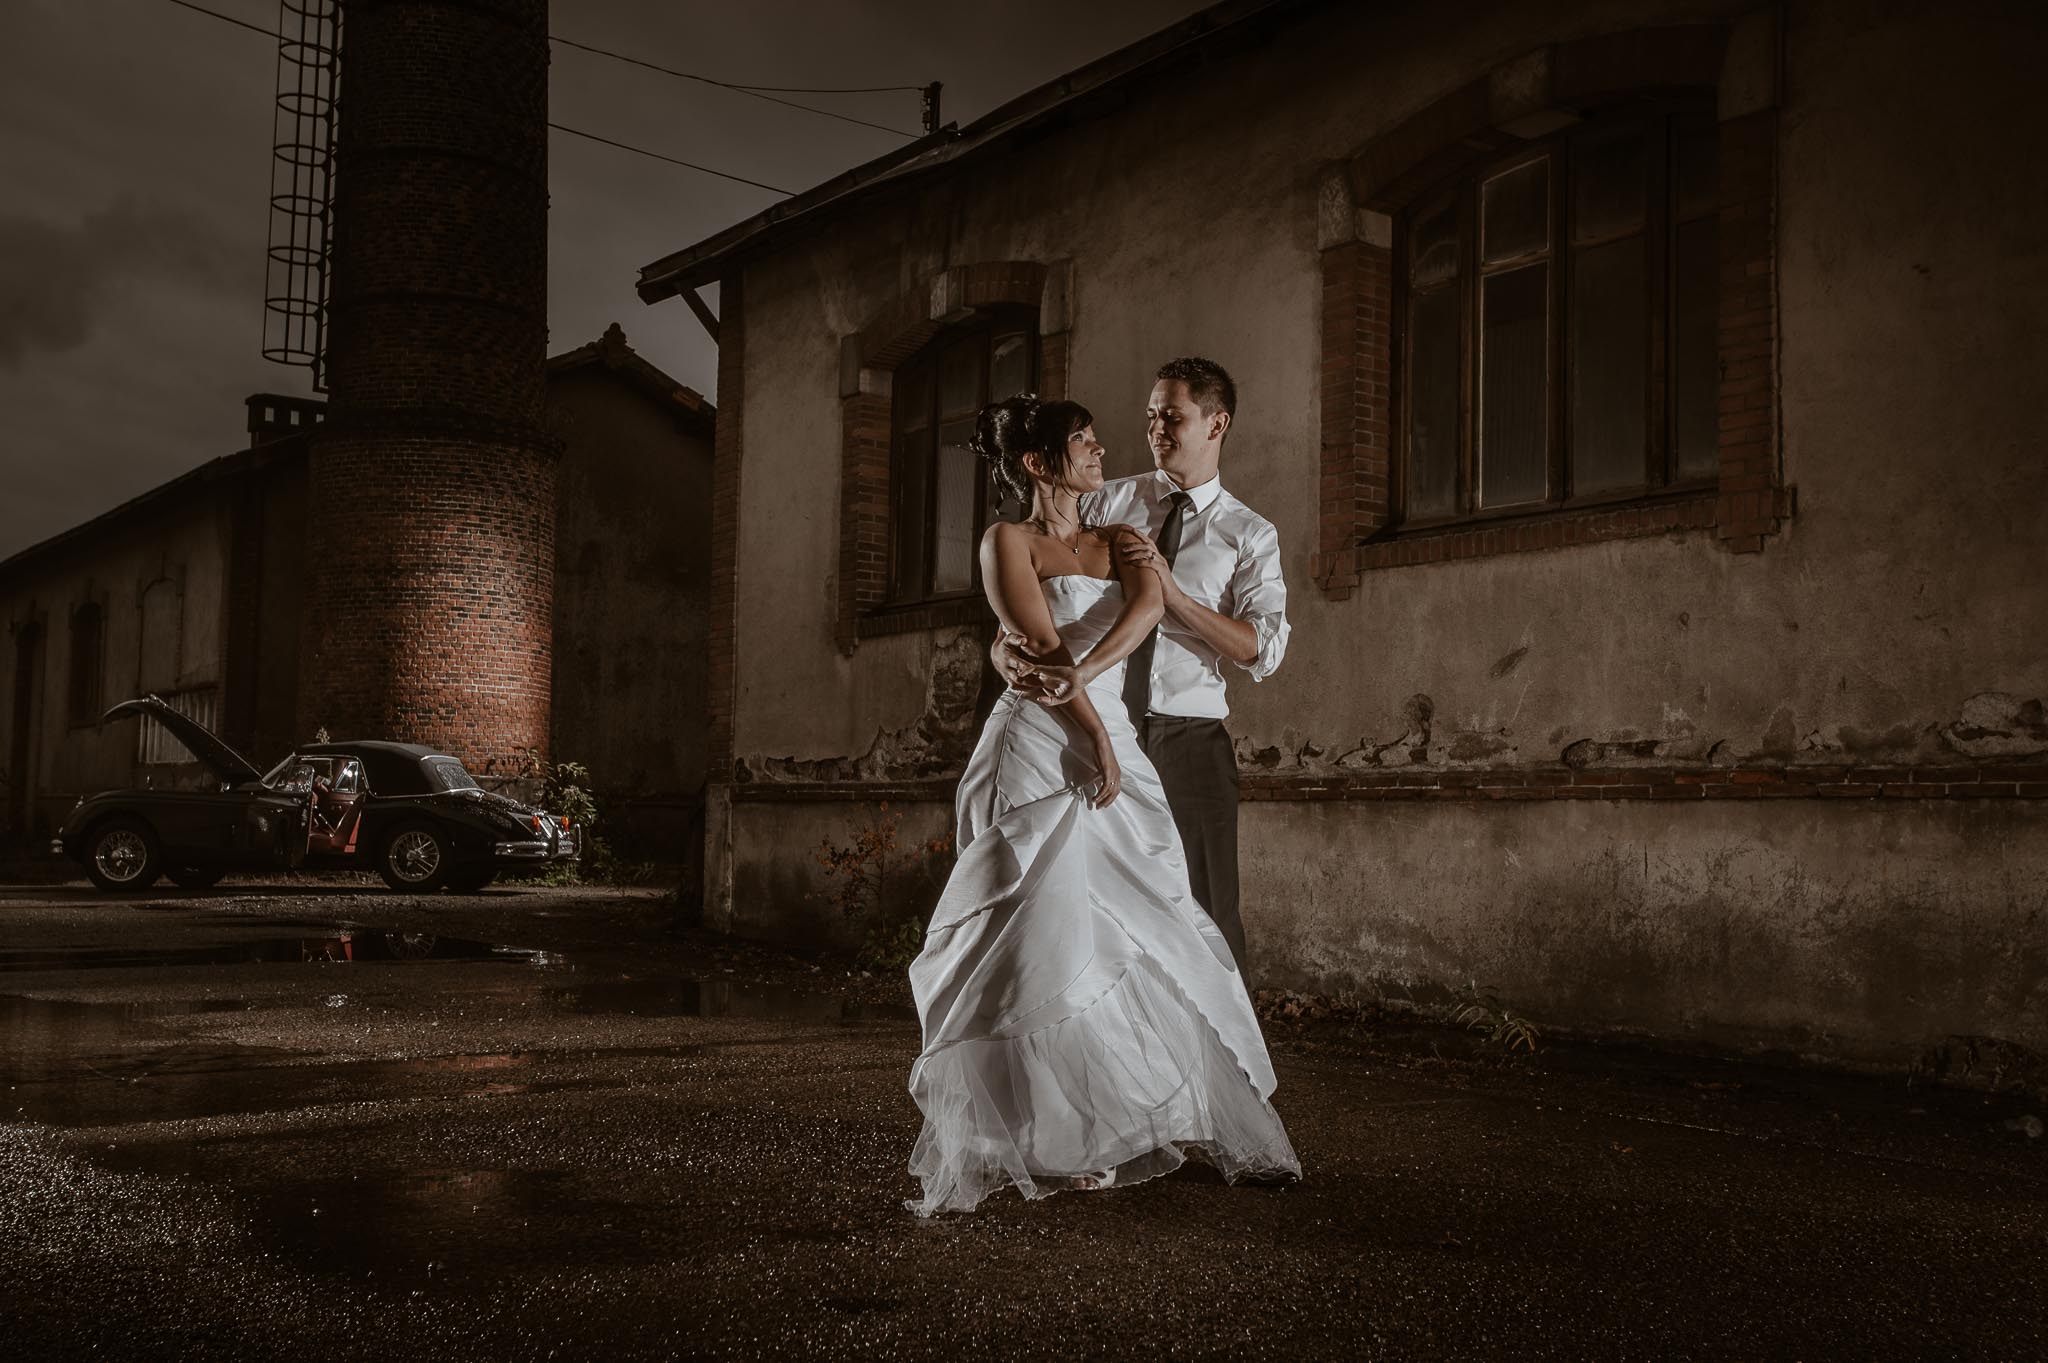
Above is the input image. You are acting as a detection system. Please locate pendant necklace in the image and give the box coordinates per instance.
[1032,513,1083,556]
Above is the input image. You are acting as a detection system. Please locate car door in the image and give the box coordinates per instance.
[147,790,246,861]
[306,758,368,858]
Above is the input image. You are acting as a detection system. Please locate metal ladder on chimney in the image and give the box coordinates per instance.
[262,0,341,392]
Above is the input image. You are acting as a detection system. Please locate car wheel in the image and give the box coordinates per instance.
[166,865,226,890]
[86,819,163,892]
[377,822,450,891]
[445,869,497,894]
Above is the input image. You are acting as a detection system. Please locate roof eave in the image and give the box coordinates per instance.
[635,0,1301,302]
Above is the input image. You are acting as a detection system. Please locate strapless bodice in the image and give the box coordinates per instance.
[1040,574,1123,655]
[1031,575,1127,705]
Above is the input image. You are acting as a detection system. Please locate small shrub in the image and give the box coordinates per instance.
[1452,985,1541,1053]
[502,748,659,886]
[814,803,954,972]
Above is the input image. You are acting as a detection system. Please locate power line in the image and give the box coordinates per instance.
[549,123,791,196]
[162,0,799,194]
[549,35,921,139]
[165,1,923,139]
[164,0,272,39]
[553,37,922,95]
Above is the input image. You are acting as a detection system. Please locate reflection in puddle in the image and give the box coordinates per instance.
[2,926,911,1131]
[0,931,540,973]
[547,975,914,1023]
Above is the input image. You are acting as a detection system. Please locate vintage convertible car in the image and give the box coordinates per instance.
[55,696,580,893]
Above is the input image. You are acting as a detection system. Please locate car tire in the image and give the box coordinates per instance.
[445,869,497,893]
[166,865,226,890]
[85,819,164,892]
[377,821,450,892]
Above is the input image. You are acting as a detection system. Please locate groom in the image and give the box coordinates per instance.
[998,356,1290,972]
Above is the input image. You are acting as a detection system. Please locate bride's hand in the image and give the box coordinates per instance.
[1088,731,1121,809]
[1028,663,1084,706]
[994,632,1049,696]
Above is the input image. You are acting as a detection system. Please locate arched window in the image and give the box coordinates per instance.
[1398,106,1719,523]
[887,309,1036,604]
[67,601,103,726]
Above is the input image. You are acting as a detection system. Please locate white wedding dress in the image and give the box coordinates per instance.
[906,574,1300,1216]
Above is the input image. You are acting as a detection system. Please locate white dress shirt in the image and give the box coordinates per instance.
[1081,470,1290,720]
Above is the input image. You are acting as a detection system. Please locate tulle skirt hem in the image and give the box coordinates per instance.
[905,954,1301,1218]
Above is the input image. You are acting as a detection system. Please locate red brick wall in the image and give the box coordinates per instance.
[1714,109,1787,552]
[300,436,556,760]
[1314,238,1391,600]
[835,390,890,653]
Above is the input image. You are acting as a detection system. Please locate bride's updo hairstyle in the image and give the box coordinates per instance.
[967,394,1094,503]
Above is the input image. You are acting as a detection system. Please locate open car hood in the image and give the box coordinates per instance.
[101,696,264,787]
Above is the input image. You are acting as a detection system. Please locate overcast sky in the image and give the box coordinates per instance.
[0,0,1200,560]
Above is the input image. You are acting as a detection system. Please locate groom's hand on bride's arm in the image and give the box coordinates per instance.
[1114,531,1186,607]
[1117,532,1260,665]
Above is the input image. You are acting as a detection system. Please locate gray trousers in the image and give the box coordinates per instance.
[1135,715,1244,971]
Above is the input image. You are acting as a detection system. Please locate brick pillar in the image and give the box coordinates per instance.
[299,0,557,768]
[1714,107,1787,552]
[1313,169,1394,600]
[835,382,891,655]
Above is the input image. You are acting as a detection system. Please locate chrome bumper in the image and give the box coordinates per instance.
[492,830,580,862]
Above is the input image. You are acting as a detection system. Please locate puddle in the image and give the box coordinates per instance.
[545,975,914,1024]
[0,931,542,972]
[87,1161,698,1287]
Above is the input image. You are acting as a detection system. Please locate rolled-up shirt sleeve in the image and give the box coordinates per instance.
[1229,517,1289,682]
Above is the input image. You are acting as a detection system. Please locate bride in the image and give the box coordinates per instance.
[906,393,1300,1216]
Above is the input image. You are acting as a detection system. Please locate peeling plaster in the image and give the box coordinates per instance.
[1938,692,2048,760]
[1235,691,2048,778]
[740,630,987,783]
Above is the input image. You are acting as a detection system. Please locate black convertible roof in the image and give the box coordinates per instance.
[300,741,445,762]
[298,741,456,797]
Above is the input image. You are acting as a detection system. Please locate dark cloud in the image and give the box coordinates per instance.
[0,199,249,368]
[0,0,1200,558]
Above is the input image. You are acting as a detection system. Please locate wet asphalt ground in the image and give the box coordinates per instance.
[2,878,2044,1362]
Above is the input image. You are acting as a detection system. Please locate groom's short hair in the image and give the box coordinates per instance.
[1155,356,1237,422]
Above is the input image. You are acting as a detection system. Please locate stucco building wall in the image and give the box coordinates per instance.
[706,0,2047,1063]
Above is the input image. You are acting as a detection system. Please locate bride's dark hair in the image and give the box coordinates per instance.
[967,394,1094,503]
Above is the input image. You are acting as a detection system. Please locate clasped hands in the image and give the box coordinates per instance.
[994,633,1085,706]
[996,530,1175,706]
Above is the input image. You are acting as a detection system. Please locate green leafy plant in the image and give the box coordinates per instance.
[1452,985,1541,1053]
[502,747,653,885]
[814,803,954,972]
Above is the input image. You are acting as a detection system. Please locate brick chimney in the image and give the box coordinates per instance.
[297,0,556,767]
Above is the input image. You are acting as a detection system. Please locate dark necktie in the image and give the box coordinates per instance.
[1122,490,1192,724]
